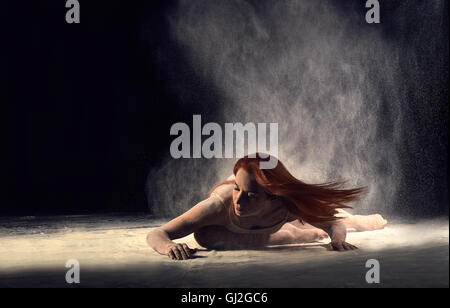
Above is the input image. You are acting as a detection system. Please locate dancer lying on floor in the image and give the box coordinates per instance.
[147,153,387,260]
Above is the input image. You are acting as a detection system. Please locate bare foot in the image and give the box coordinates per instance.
[349,214,388,231]
[291,227,329,243]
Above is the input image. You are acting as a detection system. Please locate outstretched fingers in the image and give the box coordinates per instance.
[328,241,358,251]
[168,243,197,260]
[342,242,357,250]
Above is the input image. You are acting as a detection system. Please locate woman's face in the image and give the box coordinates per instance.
[232,168,269,217]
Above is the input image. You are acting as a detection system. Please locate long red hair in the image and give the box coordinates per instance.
[211,153,367,223]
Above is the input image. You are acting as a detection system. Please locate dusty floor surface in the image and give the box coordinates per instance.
[0,214,448,288]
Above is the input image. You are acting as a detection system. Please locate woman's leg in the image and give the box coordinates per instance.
[335,209,388,231]
[194,226,270,249]
[194,224,328,249]
[278,210,387,240]
[268,223,328,245]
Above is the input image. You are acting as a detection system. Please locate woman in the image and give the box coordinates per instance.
[147,153,387,260]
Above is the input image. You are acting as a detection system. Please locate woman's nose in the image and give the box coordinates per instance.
[236,192,245,205]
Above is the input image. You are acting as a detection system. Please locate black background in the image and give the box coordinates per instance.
[4,0,449,217]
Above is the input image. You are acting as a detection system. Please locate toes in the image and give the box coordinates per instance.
[317,231,329,240]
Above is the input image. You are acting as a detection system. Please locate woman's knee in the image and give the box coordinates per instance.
[194,226,225,249]
[194,225,269,249]
[193,228,210,248]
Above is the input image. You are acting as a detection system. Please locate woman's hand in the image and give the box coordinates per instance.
[309,220,355,251]
[327,240,357,251]
[166,242,197,260]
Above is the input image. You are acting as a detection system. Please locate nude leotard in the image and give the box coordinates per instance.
[210,192,289,234]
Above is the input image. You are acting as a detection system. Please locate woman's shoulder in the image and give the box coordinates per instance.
[210,176,234,205]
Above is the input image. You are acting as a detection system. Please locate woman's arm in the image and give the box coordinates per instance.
[146,229,189,259]
[146,195,226,260]
[307,219,357,251]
